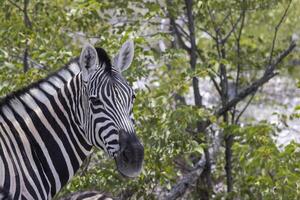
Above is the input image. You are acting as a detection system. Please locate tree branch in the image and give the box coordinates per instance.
[210,73,222,97]
[169,17,191,51]
[185,1,213,197]
[22,0,32,72]
[217,41,296,116]
[234,9,246,96]
[23,45,29,72]
[23,0,32,28]
[268,0,292,65]
[175,23,190,40]
[231,6,246,123]
[198,27,217,40]
[7,0,23,12]
[184,0,203,107]
[235,92,255,123]
[217,11,232,31]
[164,39,294,196]
[164,156,206,200]
[11,54,47,69]
[221,10,244,44]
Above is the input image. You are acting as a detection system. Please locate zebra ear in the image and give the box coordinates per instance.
[113,40,134,72]
[79,43,99,83]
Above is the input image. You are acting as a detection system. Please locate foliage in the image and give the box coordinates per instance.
[0,0,300,199]
[229,124,300,199]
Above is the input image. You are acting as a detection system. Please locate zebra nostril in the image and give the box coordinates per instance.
[118,129,129,152]
[115,129,144,178]
[122,151,129,163]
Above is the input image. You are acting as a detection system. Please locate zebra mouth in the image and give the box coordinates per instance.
[115,130,144,178]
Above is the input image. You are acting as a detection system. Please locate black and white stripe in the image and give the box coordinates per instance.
[0,40,144,199]
[60,191,114,200]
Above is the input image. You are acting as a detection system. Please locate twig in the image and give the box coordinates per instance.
[10,54,47,69]
[175,23,190,40]
[234,9,246,95]
[268,0,292,65]
[23,43,29,72]
[232,6,246,123]
[167,0,191,52]
[221,10,244,44]
[23,0,32,28]
[210,73,222,96]
[207,5,218,33]
[169,17,190,51]
[217,41,296,116]
[195,47,207,64]
[235,92,255,123]
[7,0,23,11]
[22,0,32,72]
[141,31,172,37]
[217,10,232,31]
[198,27,217,40]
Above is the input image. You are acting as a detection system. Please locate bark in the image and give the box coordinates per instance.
[164,39,296,200]
[165,157,206,200]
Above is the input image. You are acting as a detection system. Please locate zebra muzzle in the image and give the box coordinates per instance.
[115,130,144,178]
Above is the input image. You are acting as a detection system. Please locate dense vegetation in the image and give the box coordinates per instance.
[0,0,299,199]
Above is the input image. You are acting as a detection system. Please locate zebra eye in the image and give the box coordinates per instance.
[131,118,136,125]
[89,97,102,105]
[132,94,136,100]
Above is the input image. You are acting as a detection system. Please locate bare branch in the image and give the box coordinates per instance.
[22,0,32,72]
[10,54,47,70]
[141,31,173,37]
[235,92,255,123]
[217,11,232,31]
[195,47,207,64]
[7,0,23,11]
[210,73,222,96]
[221,11,244,44]
[23,43,29,72]
[198,27,217,40]
[175,23,190,40]
[217,41,296,116]
[207,5,219,33]
[169,17,191,51]
[231,7,246,123]
[234,9,246,94]
[266,39,296,75]
[268,0,292,65]
[184,0,203,107]
[164,156,206,200]
[23,0,32,28]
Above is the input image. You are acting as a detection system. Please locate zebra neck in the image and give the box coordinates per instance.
[0,61,92,199]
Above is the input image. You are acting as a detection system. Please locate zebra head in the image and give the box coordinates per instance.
[78,40,144,178]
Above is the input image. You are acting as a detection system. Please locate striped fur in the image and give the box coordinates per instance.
[60,191,114,200]
[0,187,12,200]
[0,41,144,199]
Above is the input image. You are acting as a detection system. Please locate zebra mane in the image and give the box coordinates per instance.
[0,47,112,110]
[95,47,112,71]
[0,57,80,109]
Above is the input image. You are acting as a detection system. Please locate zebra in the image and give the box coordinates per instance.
[0,187,11,200]
[0,40,144,200]
[60,190,114,200]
